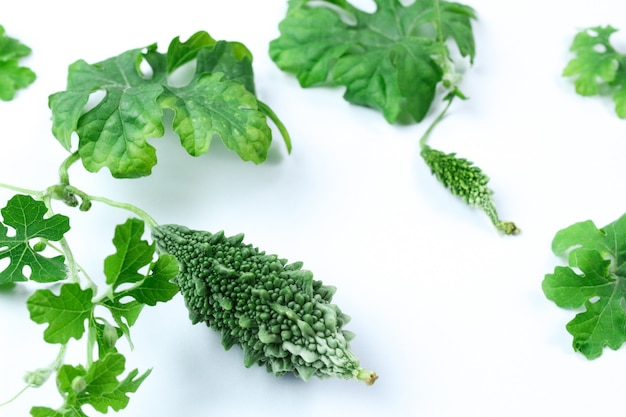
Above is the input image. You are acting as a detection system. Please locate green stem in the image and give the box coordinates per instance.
[2,343,69,407]
[58,152,81,185]
[419,95,454,149]
[64,186,158,228]
[86,316,97,368]
[1,181,158,228]
[0,182,43,198]
[258,100,292,154]
[50,344,68,372]
[46,241,98,290]
[0,384,30,407]
[433,0,447,58]
[59,237,81,284]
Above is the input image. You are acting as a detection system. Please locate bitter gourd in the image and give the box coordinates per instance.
[152,224,377,385]
[421,144,519,235]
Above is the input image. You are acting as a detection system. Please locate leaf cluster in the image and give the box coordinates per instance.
[0,195,178,415]
[269,0,476,124]
[0,194,69,284]
[30,353,151,417]
[543,213,626,359]
[50,31,290,178]
[563,25,626,118]
[0,25,36,101]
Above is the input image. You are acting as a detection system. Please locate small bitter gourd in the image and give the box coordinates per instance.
[420,144,519,235]
[152,224,377,385]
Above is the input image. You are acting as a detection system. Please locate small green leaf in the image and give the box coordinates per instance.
[269,0,476,123]
[84,353,126,395]
[100,298,144,336]
[125,253,179,306]
[543,213,626,358]
[100,219,178,341]
[104,218,155,289]
[53,353,151,414]
[0,25,36,101]
[0,194,70,284]
[87,366,152,413]
[27,283,94,344]
[563,25,626,118]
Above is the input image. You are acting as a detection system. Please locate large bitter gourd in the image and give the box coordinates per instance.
[152,224,377,385]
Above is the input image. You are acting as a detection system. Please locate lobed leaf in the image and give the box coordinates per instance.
[269,0,476,123]
[49,353,151,414]
[125,253,179,306]
[563,26,626,118]
[27,283,94,344]
[49,31,282,178]
[100,297,144,340]
[0,194,70,284]
[101,219,178,341]
[543,213,626,358]
[104,218,155,289]
[0,25,36,100]
[159,73,271,160]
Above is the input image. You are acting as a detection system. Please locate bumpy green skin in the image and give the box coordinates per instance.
[420,145,519,235]
[152,224,377,384]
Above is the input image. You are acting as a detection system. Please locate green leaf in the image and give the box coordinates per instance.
[102,298,144,327]
[125,253,179,306]
[101,219,178,339]
[0,25,36,101]
[49,48,165,177]
[0,194,70,284]
[86,367,151,413]
[269,0,476,123]
[104,218,155,289]
[563,26,626,118]
[159,73,271,160]
[100,298,144,341]
[27,283,94,344]
[49,31,282,178]
[56,363,87,395]
[53,353,151,414]
[543,213,626,358]
[165,31,256,94]
[85,353,126,395]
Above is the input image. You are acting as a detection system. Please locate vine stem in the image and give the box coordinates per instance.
[0,344,68,407]
[46,241,97,289]
[0,384,30,407]
[419,95,455,149]
[60,185,159,229]
[433,0,447,60]
[0,182,43,198]
[0,181,158,232]
[258,100,292,153]
[59,152,80,186]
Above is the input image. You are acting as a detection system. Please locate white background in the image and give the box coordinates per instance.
[1,1,626,416]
